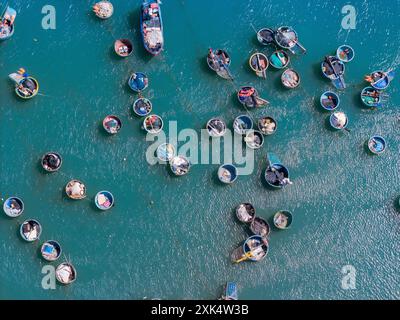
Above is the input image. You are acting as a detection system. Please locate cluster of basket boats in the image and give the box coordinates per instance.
[2,1,397,293]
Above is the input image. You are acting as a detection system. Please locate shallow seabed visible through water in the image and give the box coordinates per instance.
[0,0,399,300]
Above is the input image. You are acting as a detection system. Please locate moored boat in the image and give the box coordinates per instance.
[207,48,233,80]
[258,116,277,135]
[237,86,269,108]
[128,72,149,92]
[221,282,238,300]
[321,56,346,89]
[156,143,175,162]
[273,210,293,230]
[264,153,292,189]
[232,235,269,263]
[41,240,62,261]
[329,111,348,130]
[9,69,39,99]
[274,26,306,54]
[95,191,114,210]
[281,68,300,88]
[244,130,264,149]
[320,91,340,111]
[365,70,395,90]
[170,156,190,176]
[233,115,253,135]
[337,45,355,63]
[41,152,63,172]
[249,53,269,78]
[65,180,87,200]
[93,1,113,19]
[257,28,275,45]
[269,50,290,69]
[103,115,122,134]
[20,219,42,242]
[367,136,386,155]
[206,118,226,137]
[3,197,24,218]
[143,114,163,134]
[56,262,77,285]
[140,0,164,55]
[250,217,271,238]
[235,203,256,223]
[361,87,384,108]
[114,39,133,57]
[218,164,238,184]
[0,5,16,40]
[133,97,152,116]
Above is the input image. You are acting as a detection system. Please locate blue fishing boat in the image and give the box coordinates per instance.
[233,115,253,135]
[207,49,233,80]
[232,235,269,263]
[274,26,306,54]
[218,164,238,184]
[329,111,348,130]
[269,50,290,69]
[366,70,395,90]
[273,210,293,230]
[140,0,164,56]
[95,191,114,210]
[367,136,386,155]
[128,72,148,92]
[133,97,152,116]
[320,91,340,111]
[321,56,346,89]
[264,153,292,189]
[360,87,384,108]
[3,196,24,218]
[41,240,62,262]
[0,4,16,41]
[221,282,238,300]
[337,45,355,63]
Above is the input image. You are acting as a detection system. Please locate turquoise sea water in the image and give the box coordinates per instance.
[1,0,399,300]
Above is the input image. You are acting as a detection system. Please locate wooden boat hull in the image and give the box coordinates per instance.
[140,0,164,56]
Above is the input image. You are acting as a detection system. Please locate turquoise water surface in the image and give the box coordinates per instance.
[0,0,399,299]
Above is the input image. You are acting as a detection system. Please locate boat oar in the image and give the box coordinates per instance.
[255,53,266,79]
